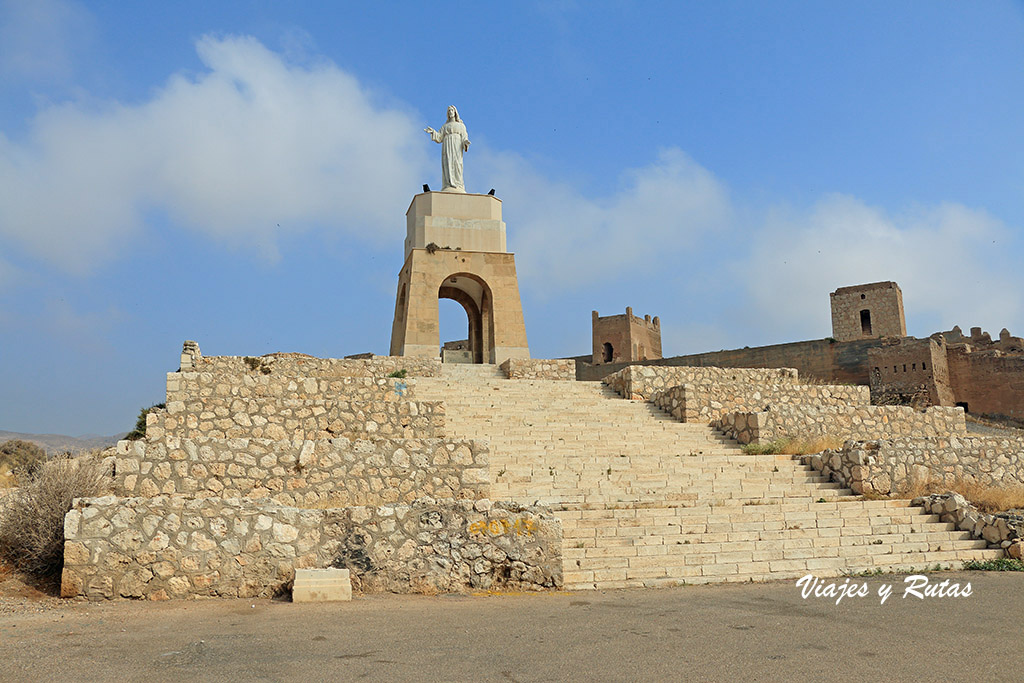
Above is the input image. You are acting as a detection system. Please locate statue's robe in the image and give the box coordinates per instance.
[430,120,469,192]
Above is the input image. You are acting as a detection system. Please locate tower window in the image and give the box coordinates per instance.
[860,309,872,335]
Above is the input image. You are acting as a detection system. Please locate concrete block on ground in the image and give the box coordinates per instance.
[292,568,352,603]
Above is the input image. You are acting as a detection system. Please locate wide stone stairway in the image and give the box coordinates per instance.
[416,364,1002,589]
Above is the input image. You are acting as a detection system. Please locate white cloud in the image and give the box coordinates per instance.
[479,147,731,291]
[0,34,431,271]
[736,194,1022,340]
[0,0,94,81]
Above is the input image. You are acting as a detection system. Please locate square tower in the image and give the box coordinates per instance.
[830,281,906,341]
[390,191,529,365]
[592,308,662,365]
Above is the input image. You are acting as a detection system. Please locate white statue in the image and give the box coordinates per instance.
[425,105,471,192]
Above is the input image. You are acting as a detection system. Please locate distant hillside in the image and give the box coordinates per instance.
[0,431,126,455]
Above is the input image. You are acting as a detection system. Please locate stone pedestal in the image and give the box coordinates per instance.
[390,192,529,365]
[292,568,352,603]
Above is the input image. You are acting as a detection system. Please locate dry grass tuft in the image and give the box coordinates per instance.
[0,454,110,578]
[891,476,1024,514]
[742,436,846,456]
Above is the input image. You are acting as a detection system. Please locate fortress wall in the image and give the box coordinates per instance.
[652,382,870,423]
[603,365,799,402]
[578,338,885,385]
[805,436,1024,495]
[947,350,1024,419]
[500,358,576,380]
[149,395,445,442]
[114,437,488,507]
[718,405,966,445]
[62,496,562,600]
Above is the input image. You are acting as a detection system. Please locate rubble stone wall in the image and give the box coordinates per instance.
[182,354,441,379]
[62,496,562,600]
[603,365,799,402]
[652,381,869,423]
[114,437,489,507]
[717,405,966,445]
[500,358,576,381]
[804,436,1024,495]
[149,395,445,442]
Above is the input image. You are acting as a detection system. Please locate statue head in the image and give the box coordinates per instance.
[447,105,460,122]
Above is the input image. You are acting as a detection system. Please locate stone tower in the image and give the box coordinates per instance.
[389,191,530,364]
[830,281,906,342]
[592,308,662,365]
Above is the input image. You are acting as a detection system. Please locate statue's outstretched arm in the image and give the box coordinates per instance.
[424,127,443,143]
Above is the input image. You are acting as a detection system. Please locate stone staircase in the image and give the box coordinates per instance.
[415,364,1002,589]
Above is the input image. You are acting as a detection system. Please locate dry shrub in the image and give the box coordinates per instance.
[741,436,845,456]
[891,475,1024,514]
[0,454,109,578]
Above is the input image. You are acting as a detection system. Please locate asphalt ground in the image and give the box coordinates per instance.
[1,571,1020,682]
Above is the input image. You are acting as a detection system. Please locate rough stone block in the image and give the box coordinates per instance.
[292,568,352,603]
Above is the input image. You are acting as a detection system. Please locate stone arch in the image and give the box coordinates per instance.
[602,342,613,363]
[438,272,495,364]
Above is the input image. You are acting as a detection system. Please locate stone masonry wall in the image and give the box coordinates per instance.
[114,437,489,507]
[62,496,562,600]
[183,353,442,378]
[652,381,869,424]
[717,405,965,445]
[603,365,799,402]
[805,436,1024,495]
[150,394,444,442]
[500,358,576,381]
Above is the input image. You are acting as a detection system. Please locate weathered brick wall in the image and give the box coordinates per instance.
[868,336,954,406]
[114,437,489,507]
[717,405,965,444]
[652,382,869,423]
[500,358,576,380]
[805,436,1024,494]
[62,496,562,600]
[603,365,799,402]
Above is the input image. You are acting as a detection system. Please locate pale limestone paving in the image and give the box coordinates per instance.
[413,364,1004,590]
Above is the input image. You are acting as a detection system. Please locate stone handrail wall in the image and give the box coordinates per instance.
[62,496,562,600]
[184,354,441,379]
[500,358,577,381]
[717,405,966,445]
[604,365,800,402]
[914,493,1023,554]
[115,437,489,507]
[652,381,869,423]
[167,373,416,405]
[804,436,1024,495]
[147,396,445,442]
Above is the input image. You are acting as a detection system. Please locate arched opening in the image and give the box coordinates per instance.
[438,298,471,363]
[438,273,495,364]
[602,342,613,363]
[860,309,872,336]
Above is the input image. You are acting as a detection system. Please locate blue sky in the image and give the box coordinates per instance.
[1,1,1022,436]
